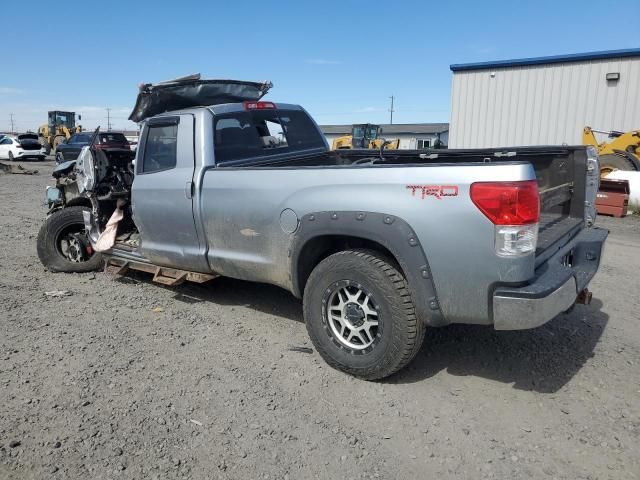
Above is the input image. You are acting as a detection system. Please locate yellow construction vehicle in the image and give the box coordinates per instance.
[582,126,640,176]
[332,124,400,150]
[38,111,83,155]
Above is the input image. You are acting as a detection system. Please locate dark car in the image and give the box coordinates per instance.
[55,132,131,163]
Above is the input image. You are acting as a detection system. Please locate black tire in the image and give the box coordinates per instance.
[8,151,14,161]
[599,154,636,176]
[37,206,103,273]
[303,249,425,380]
[53,136,66,154]
[56,152,64,164]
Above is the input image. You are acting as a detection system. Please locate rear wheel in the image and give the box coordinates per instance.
[8,151,15,161]
[37,206,102,273]
[56,152,65,164]
[600,154,637,177]
[303,249,425,380]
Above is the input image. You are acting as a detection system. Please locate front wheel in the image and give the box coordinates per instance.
[303,250,425,380]
[599,154,637,177]
[37,206,102,273]
[53,136,66,154]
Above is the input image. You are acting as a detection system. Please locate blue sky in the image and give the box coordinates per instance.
[1,0,638,132]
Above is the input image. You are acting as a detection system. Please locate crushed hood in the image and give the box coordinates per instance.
[128,74,273,123]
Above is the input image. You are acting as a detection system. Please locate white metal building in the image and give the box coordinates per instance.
[320,123,449,149]
[448,48,640,148]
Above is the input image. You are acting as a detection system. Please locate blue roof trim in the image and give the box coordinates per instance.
[450,48,640,72]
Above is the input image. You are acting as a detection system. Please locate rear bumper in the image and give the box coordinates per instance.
[17,150,46,158]
[492,226,608,330]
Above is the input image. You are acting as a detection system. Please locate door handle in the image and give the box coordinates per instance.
[185,181,194,199]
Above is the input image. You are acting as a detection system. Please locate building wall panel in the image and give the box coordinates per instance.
[449,58,640,148]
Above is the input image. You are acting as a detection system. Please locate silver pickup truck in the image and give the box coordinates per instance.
[37,78,608,380]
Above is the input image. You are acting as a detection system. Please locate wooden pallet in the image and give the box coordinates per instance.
[104,256,217,286]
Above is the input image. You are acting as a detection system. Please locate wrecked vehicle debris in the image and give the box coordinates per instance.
[37,128,135,273]
[0,161,38,175]
[128,73,272,122]
[36,77,608,380]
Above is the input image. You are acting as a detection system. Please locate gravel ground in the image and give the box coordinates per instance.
[1,161,639,480]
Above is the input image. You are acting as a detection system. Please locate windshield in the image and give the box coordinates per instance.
[352,126,365,139]
[214,109,325,164]
[98,133,128,144]
[50,112,75,128]
[365,126,379,139]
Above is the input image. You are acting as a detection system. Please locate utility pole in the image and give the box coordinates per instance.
[9,113,15,134]
[388,96,395,125]
[106,108,112,131]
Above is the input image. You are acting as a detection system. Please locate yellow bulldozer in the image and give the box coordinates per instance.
[582,126,640,176]
[332,124,400,150]
[38,111,83,155]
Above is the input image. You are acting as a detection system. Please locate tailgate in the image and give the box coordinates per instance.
[522,147,594,263]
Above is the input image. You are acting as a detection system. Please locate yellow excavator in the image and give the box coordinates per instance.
[38,111,83,155]
[582,126,640,176]
[332,124,400,150]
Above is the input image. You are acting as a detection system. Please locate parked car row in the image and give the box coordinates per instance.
[55,131,133,163]
[0,131,138,163]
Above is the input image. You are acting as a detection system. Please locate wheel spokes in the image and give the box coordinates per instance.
[327,284,380,350]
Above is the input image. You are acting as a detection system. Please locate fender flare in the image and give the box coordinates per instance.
[290,211,447,327]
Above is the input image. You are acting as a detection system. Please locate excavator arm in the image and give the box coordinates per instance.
[582,127,599,148]
[583,126,640,174]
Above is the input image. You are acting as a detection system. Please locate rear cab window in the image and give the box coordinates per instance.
[213,109,325,164]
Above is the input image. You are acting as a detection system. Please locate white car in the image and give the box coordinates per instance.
[0,134,47,161]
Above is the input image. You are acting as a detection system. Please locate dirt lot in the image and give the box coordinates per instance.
[1,160,639,480]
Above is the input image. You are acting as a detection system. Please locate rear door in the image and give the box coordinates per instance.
[0,138,10,158]
[132,114,208,272]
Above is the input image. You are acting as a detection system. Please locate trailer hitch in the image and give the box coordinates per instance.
[575,288,593,305]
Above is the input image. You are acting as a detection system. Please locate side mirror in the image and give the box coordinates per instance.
[77,114,82,121]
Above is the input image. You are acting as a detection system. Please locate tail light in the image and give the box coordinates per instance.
[470,180,540,257]
[243,101,276,110]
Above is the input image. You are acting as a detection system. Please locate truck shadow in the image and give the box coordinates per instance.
[389,298,609,393]
[120,274,305,323]
[116,273,608,393]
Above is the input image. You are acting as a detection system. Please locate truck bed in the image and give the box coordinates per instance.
[219,145,589,261]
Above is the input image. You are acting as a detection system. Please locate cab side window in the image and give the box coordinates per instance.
[141,124,178,173]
